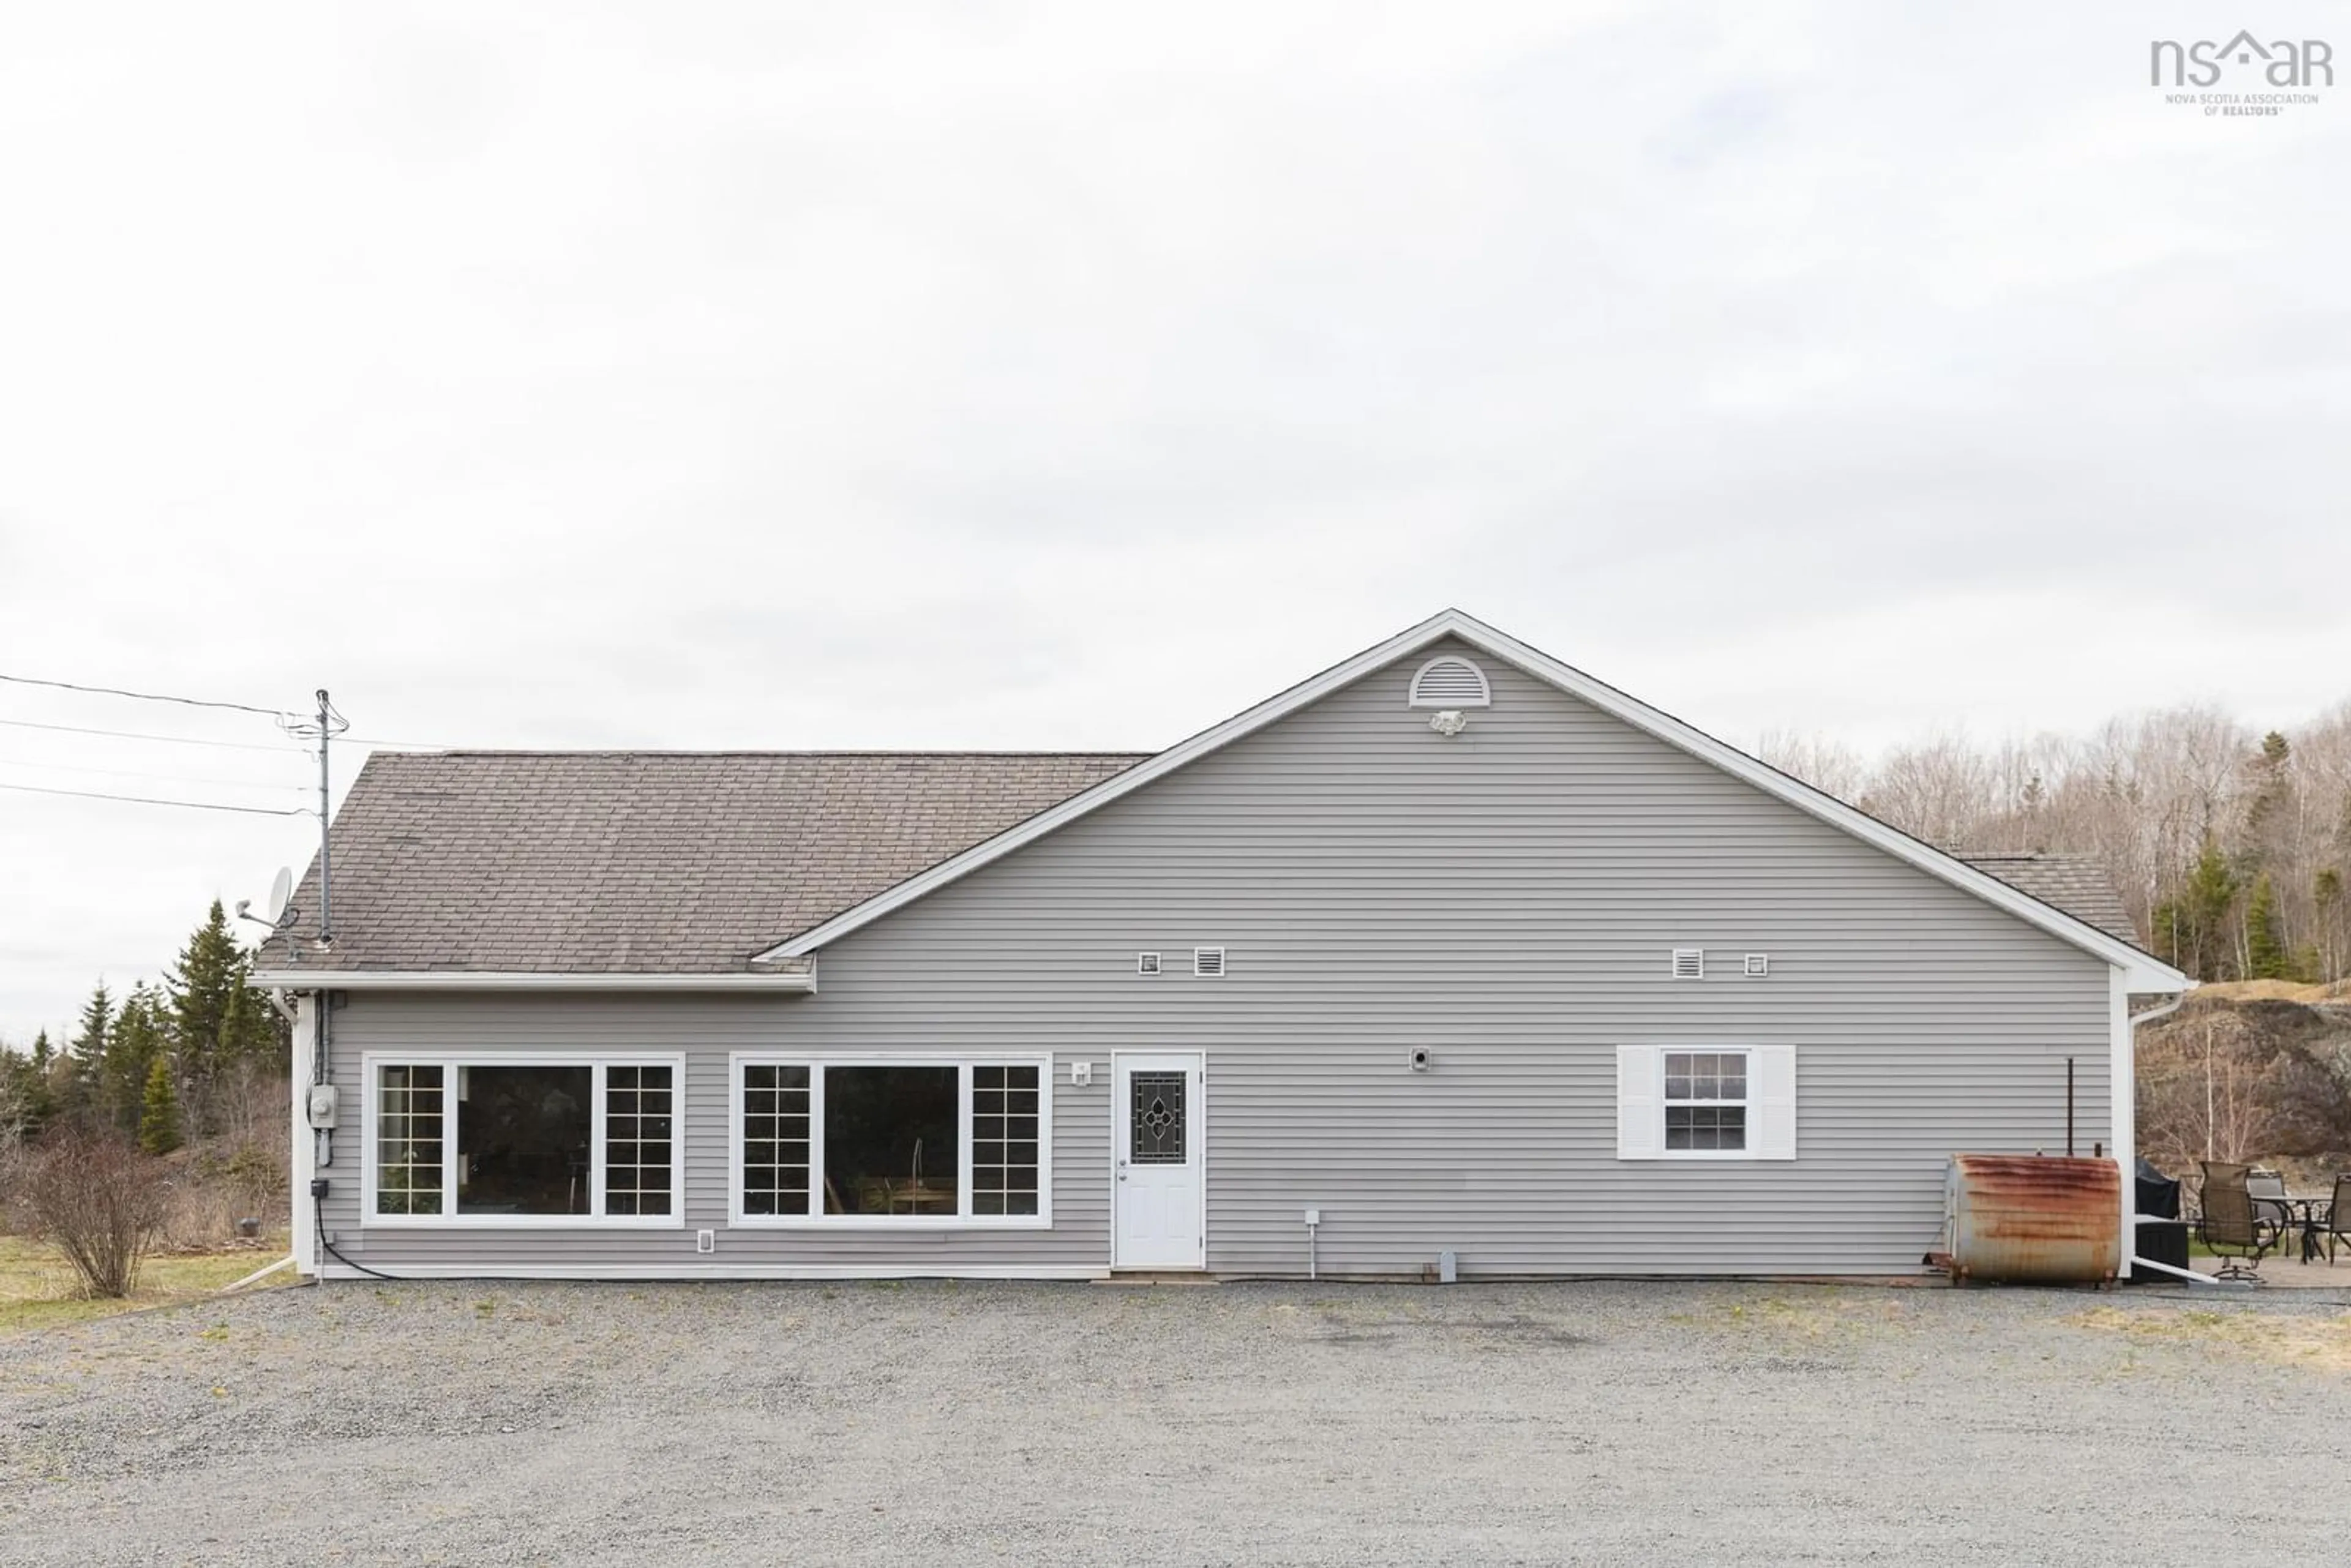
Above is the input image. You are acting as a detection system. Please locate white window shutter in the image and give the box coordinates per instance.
[1616,1045,1662,1160]
[1752,1045,1798,1161]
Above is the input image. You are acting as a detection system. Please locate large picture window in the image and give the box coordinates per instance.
[362,1054,682,1227]
[730,1056,1049,1227]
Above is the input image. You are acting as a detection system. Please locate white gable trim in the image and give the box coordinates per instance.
[757,609,2191,992]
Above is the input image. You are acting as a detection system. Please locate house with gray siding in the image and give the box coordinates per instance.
[253,609,2188,1283]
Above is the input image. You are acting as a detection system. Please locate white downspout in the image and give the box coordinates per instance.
[2120,983,2194,1283]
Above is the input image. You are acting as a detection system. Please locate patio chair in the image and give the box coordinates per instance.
[2325,1175,2351,1266]
[2199,1161,2279,1281]
[2247,1168,2295,1239]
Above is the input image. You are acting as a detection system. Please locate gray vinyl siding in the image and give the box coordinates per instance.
[319,639,2113,1278]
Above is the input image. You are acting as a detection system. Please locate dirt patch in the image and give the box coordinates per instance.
[2067,1303,2351,1371]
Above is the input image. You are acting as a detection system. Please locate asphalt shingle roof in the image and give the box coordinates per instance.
[1957,853,2140,947]
[263,753,2143,974]
[264,751,1146,973]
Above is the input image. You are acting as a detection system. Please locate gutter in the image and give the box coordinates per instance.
[248,969,818,994]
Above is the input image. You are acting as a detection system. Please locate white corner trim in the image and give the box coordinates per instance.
[249,969,817,994]
[752,608,2193,989]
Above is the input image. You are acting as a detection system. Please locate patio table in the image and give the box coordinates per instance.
[2282,1195,2332,1263]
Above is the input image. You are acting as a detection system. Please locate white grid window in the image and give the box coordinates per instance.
[741,1063,813,1217]
[971,1065,1042,1217]
[375,1063,444,1217]
[604,1064,676,1217]
[1663,1051,1747,1152]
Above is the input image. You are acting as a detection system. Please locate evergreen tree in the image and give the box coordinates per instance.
[21,1029,61,1135]
[66,981,112,1115]
[165,902,264,1133]
[103,986,167,1136]
[219,972,280,1073]
[2152,839,2240,981]
[167,901,247,1097]
[139,1052,184,1155]
[2246,873,2290,980]
[2244,730,2292,838]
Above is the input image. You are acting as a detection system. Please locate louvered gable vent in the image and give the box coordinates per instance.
[1407,655,1491,709]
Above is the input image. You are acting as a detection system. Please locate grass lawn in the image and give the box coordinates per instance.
[0,1232,293,1333]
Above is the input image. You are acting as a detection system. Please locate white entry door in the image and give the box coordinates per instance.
[1113,1052,1204,1269]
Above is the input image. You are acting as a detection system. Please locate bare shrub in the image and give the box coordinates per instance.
[9,1128,172,1298]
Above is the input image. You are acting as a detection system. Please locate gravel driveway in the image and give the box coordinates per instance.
[4,1277,2349,1566]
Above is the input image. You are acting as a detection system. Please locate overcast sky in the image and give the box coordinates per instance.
[2,3,2346,1041]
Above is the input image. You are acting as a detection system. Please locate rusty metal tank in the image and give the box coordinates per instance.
[1944,1154,2121,1284]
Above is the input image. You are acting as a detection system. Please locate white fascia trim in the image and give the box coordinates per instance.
[756,608,2193,991]
[318,1264,1109,1282]
[250,969,816,994]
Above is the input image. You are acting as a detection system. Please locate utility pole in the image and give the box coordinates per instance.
[316,688,333,945]
[288,688,344,949]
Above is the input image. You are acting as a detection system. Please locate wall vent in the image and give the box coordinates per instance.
[1742,953,1770,977]
[1193,946,1226,978]
[1407,656,1492,710]
[1136,951,1162,975]
[1670,948,1704,980]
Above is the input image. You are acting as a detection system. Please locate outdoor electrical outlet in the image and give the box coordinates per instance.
[1303,1209,1321,1226]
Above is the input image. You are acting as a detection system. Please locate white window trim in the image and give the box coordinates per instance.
[359,1050,686,1229]
[727,1052,1053,1231]
[1618,1043,1797,1162]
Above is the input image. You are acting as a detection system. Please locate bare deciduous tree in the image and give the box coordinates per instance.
[1758,697,2351,983]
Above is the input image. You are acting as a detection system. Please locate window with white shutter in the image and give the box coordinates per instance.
[1616,1044,1796,1161]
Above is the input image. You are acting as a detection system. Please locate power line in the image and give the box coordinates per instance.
[0,755,312,794]
[0,671,294,718]
[0,716,302,754]
[0,781,312,817]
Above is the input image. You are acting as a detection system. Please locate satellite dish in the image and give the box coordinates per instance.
[264,866,294,925]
